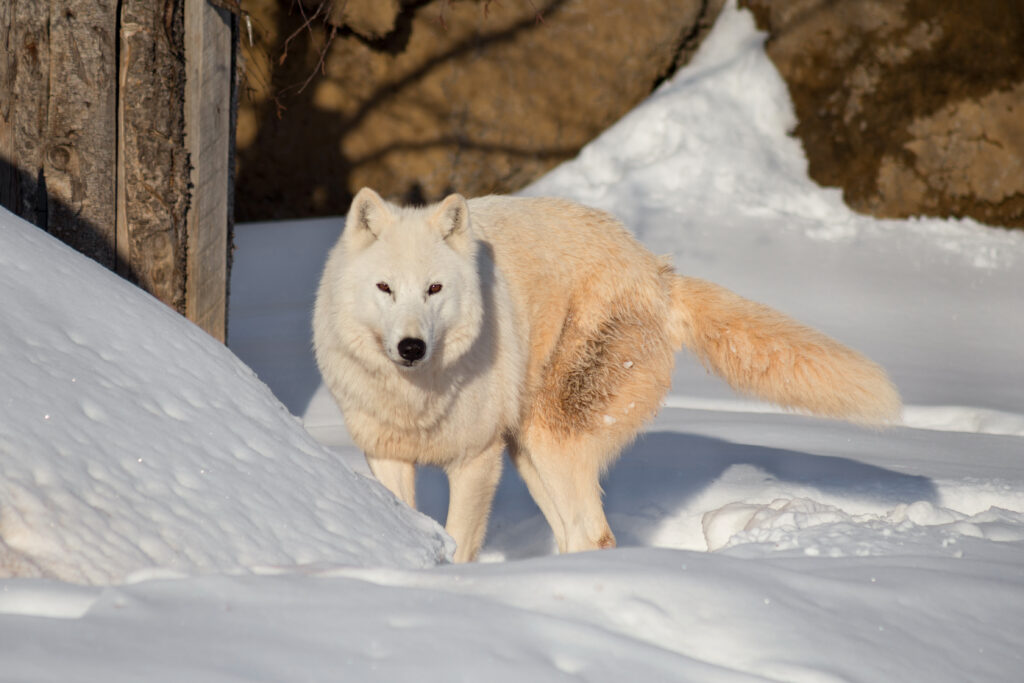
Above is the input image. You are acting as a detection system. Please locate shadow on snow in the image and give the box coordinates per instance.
[414,431,938,561]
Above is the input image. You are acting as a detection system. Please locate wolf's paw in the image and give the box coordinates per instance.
[596,529,617,549]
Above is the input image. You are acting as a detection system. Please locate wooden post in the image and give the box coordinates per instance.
[0,0,48,225]
[117,0,190,313]
[1,0,236,343]
[1,0,118,266]
[185,0,234,342]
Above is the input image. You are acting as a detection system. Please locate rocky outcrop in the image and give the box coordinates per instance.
[235,0,724,221]
[742,0,1024,228]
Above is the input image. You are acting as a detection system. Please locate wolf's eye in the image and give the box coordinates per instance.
[427,283,443,295]
[376,282,391,294]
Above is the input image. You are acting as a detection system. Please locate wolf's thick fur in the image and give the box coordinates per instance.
[313,189,901,561]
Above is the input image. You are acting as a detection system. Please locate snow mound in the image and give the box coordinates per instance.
[703,497,1024,556]
[525,3,1024,272]
[0,208,451,585]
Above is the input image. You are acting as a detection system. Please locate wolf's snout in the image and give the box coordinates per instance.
[397,337,427,362]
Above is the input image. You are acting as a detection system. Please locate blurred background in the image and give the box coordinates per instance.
[236,0,1023,228]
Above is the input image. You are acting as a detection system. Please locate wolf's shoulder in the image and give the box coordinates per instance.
[468,194,586,214]
[467,195,614,234]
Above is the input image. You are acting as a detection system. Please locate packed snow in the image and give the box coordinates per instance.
[3,3,1024,680]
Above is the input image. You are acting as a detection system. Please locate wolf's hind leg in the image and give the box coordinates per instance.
[518,433,616,553]
[367,455,417,508]
[445,440,504,562]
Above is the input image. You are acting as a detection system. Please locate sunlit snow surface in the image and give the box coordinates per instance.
[0,211,450,584]
[3,3,1024,680]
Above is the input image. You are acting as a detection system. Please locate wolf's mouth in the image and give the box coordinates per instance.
[391,353,423,369]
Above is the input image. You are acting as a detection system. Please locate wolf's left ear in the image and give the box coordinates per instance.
[431,193,472,252]
[344,187,391,251]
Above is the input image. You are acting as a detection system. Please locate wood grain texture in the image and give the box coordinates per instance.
[0,0,50,225]
[185,0,233,341]
[117,0,190,312]
[2,0,235,340]
[0,0,49,224]
[45,0,118,267]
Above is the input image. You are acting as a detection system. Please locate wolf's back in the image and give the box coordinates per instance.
[667,275,901,425]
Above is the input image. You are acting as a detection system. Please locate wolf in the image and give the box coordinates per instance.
[313,188,901,562]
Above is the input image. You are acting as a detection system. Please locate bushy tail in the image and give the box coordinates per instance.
[666,275,901,425]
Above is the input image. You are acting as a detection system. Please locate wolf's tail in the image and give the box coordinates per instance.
[666,274,901,425]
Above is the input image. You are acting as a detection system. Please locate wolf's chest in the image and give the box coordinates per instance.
[344,372,503,465]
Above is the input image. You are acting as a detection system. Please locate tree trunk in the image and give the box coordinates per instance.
[0,0,236,342]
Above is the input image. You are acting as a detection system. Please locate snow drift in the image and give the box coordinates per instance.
[0,209,450,584]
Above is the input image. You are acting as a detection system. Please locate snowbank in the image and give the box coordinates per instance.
[0,209,450,584]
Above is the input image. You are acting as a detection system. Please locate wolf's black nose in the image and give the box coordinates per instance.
[397,337,427,362]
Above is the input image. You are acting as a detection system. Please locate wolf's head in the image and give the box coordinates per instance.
[331,188,485,371]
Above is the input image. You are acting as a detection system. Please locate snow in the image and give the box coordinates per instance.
[3,2,1024,680]
[0,199,451,584]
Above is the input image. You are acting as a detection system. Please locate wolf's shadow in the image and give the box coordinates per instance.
[415,431,938,560]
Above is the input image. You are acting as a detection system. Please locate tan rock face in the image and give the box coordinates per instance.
[742,0,1024,228]
[234,0,722,221]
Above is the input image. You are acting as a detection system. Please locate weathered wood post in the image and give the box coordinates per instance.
[0,0,119,267]
[0,0,237,342]
[185,0,235,342]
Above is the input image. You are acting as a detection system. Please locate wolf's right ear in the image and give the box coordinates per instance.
[344,188,391,250]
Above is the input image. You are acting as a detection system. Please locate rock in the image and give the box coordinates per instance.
[235,0,724,221]
[742,0,1024,228]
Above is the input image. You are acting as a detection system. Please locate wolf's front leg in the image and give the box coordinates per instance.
[445,441,504,562]
[367,455,417,509]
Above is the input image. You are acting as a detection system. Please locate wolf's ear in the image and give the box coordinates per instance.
[431,193,472,252]
[344,187,391,250]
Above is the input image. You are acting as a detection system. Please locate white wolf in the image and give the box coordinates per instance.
[313,188,901,562]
